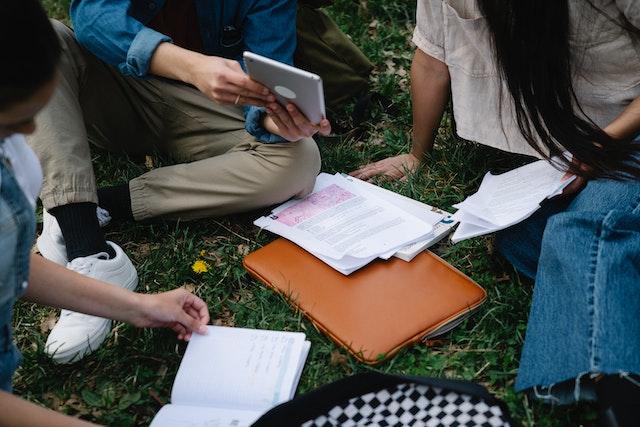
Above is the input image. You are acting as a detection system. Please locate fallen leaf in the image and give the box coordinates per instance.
[64,394,91,415]
[202,251,225,267]
[145,155,155,170]
[40,312,58,334]
[425,339,447,348]
[213,306,235,327]
[368,19,379,37]
[43,392,63,410]
[330,350,349,367]
[237,244,250,256]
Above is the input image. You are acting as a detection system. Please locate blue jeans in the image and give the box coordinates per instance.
[496,176,640,404]
[0,303,21,393]
[0,147,37,392]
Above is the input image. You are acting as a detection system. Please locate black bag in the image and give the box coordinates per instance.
[252,372,518,427]
[295,1,373,113]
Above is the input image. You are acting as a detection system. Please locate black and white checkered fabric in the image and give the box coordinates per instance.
[300,383,511,427]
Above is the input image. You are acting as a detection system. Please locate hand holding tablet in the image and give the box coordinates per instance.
[244,51,331,141]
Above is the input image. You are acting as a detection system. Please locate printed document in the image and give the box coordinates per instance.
[255,173,434,261]
[451,159,575,242]
[341,175,458,262]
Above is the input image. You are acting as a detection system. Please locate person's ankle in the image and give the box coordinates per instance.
[97,183,133,221]
[49,202,116,260]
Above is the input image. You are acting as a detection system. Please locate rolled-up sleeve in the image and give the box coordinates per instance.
[412,0,446,62]
[242,0,297,143]
[70,0,171,77]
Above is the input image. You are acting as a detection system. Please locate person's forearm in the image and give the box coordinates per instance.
[0,391,97,427]
[24,255,143,325]
[410,49,451,159]
[149,42,204,85]
[604,96,640,140]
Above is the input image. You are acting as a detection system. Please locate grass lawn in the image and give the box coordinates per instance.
[16,1,598,425]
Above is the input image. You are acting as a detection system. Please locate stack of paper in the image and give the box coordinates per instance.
[255,173,457,274]
[341,175,457,261]
[451,159,575,243]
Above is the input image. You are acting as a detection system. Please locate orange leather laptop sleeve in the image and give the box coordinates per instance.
[243,238,487,364]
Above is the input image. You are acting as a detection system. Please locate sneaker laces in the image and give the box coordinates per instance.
[67,252,110,276]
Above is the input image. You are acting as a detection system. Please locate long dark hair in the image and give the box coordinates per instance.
[479,0,640,178]
[0,0,61,108]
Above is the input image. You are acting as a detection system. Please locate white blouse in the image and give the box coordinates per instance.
[0,134,43,207]
[413,0,640,157]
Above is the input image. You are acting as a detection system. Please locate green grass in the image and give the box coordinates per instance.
[14,1,599,425]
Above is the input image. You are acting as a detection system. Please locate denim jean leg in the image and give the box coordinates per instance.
[515,178,640,403]
[495,201,569,280]
[0,311,21,393]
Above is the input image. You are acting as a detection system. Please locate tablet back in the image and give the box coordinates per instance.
[244,51,326,124]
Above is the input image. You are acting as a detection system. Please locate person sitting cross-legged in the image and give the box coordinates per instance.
[30,0,330,364]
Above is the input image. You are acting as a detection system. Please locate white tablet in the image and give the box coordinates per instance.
[243,51,326,125]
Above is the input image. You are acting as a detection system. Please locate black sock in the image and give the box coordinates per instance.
[49,202,116,260]
[97,183,133,221]
[597,374,640,427]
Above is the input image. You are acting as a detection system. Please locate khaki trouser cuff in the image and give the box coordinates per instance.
[129,178,151,222]
[40,188,98,211]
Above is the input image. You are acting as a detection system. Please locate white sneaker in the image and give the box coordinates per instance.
[45,242,138,364]
[37,207,112,265]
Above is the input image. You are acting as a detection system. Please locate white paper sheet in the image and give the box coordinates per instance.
[150,405,262,427]
[340,174,444,225]
[451,160,575,243]
[170,326,308,412]
[255,173,433,260]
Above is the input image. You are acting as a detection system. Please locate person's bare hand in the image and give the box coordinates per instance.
[350,154,421,182]
[191,56,275,107]
[133,288,210,341]
[263,102,331,142]
[557,158,593,198]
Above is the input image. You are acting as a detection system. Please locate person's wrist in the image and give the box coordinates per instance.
[182,51,209,88]
[603,124,626,141]
[407,149,422,164]
[262,115,280,137]
[125,292,150,328]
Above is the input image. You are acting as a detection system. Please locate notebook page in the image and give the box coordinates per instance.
[171,326,307,412]
[289,340,311,400]
[150,404,262,427]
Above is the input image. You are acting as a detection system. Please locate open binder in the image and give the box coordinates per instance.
[243,238,487,364]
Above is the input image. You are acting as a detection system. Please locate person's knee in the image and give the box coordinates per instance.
[258,138,321,203]
[274,138,321,197]
[290,137,321,195]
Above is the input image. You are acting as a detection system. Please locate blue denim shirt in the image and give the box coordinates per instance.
[0,144,36,392]
[70,0,297,143]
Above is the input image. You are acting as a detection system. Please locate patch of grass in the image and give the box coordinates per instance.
[13,1,598,426]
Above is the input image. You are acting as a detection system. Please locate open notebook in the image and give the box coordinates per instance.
[150,326,310,427]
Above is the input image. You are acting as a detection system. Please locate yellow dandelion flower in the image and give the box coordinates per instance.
[191,260,210,274]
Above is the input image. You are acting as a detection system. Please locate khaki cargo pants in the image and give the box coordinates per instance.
[29,21,321,221]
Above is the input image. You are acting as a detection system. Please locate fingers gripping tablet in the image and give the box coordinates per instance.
[243,51,326,125]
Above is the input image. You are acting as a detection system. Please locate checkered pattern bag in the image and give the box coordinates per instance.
[253,373,517,427]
